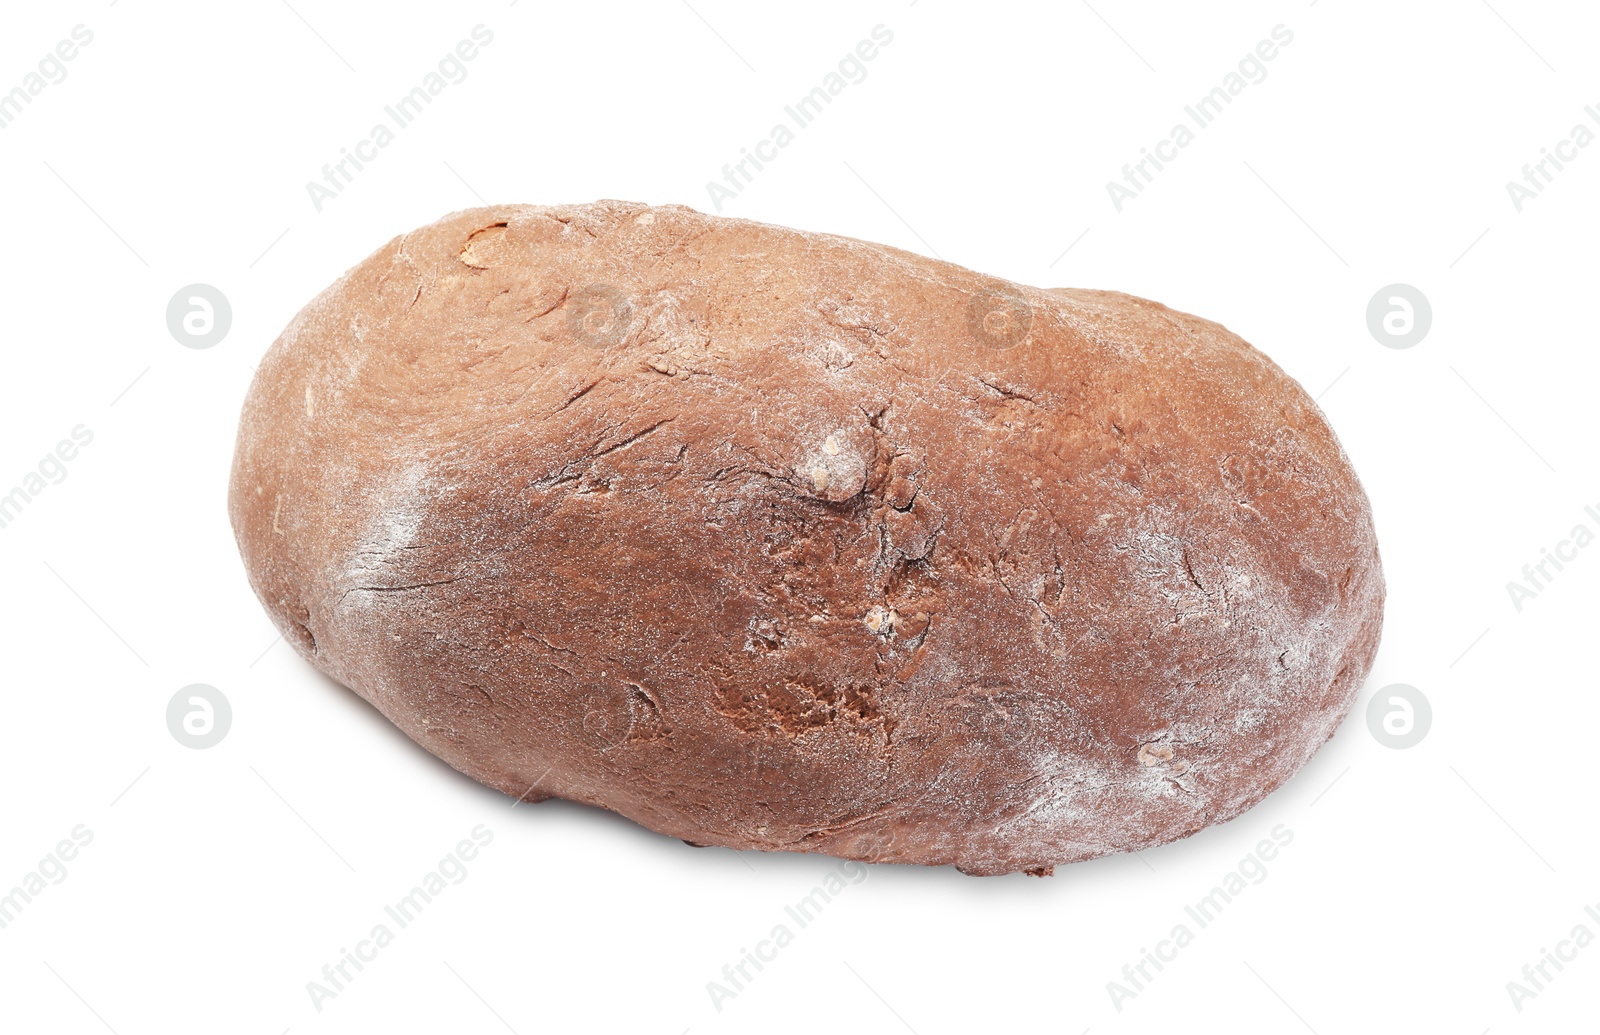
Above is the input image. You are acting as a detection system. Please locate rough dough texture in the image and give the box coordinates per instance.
[229,201,1383,876]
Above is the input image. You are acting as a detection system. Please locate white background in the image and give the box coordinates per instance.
[1,1,1595,1032]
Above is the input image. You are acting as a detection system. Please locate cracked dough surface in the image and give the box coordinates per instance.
[229,200,1384,876]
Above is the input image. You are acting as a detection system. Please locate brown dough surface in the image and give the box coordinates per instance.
[229,201,1383,876]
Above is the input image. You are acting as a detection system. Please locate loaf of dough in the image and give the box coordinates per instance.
[229,202,1383,875]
